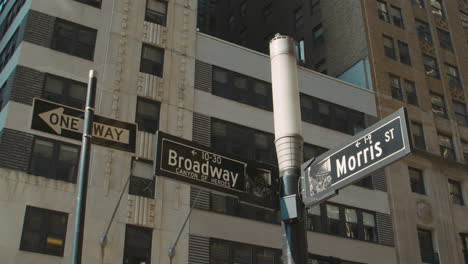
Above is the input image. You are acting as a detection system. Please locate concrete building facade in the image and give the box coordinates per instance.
[0,0,403,264]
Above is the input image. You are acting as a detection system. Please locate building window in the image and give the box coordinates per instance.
[430,93,447,118]
[326,204,341,235]
[135,97,160,134]
[383,35,396,59]
[140,44,164,77]
[310,0,320,15]
[0,29,19,72]
[74,0,101,8]
[446,64,462,88]
[362,211,377,242]
[423,55,440,79]
[20,206,68,256]
[0,0,27,40]
[145,0,167,26]
[300,94,365,135]
[411,122,426,150]
[448,179,464,205]
[409,167,425,194]
[416,19,432,43]
[43,74,87,109]
[462,141,468,165]
[404,80,418,106]
[391,6,404,28]
[461,233,468,264]
[454,101,468,126]
[240,1,247,17]
[438,133,455,160]
[303,143,327,162]
[312,24,325,45]
[211,119,276,164]
[52,19,97,60]
[212,66,273,111]
[210,239,282,264]
[129,159,154,199]
[398,41,411,65]
[437,29,453,51]
[377,1,390,23]
[123,225,152,264]
[390,74,403,100]
[30,138,80,183]
[430,0,444,17]
[418,228,437,264]
[307,205,322,232]
[310,203,377,242]
[294,7,304,30]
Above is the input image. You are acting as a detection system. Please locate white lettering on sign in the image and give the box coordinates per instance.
[336,140,383,178]
[167,149,239,187]
[38,107,130,144]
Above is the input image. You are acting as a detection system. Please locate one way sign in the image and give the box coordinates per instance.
[32,98,136,152]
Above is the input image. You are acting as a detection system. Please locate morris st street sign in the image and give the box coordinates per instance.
[301,108,412,207]
[31,98,136,152]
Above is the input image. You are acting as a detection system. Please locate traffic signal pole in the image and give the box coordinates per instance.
[269,35,308,264]
[71,70,97,264]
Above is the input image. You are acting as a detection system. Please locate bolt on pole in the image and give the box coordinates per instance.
[269,34,308,264]
[71,70,97,264]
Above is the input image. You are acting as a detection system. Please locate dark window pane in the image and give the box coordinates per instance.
[416,20,432,43]
[448,179,464,205]
[409,167,425,194]
[74,0,102,8]
[210,240,230,264]
[20,206,68,256]
[438,28,453,51]
[124,225,152,264]
[404,80,418,106]
[391,6,404,28]
[136,98,160,133]
[383,35,396,59]
[398,41,411,65]
[140,44,164,77]
[363,212,376,241]
[344,208,358,239]
[438,133,455,160]
[377,1,390,22]
[390,74,403,100]
[307,205,322,232]
[423,55,440,79]
[430,93,447,118]
[326,204,341,235]
[146,0,167,26]
[52,19,97,60]
[418,228,435,263]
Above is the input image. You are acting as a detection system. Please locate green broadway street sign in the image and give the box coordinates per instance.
[301,108,412,207]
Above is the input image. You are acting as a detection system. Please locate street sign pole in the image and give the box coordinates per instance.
[71,70,97,264]
[270,35,308,264]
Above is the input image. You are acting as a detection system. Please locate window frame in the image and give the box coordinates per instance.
[461,233,468,264]
[389,74,403,100]
[423,54,440,79]
[123,224,153,264]
[145,0,168,26]
[52,19,97,60]
[383,34,396,60]
[448,179,464,206]
[391,5,404,28]
[29,137,80,183]
[404,79,418,106]
[411,121,426,150]
[416,19,433,43]
[140,44,165,77]
[20,206,68,256]
[42,74,87,109]
[409,167,425,195]
[462,141,468,165]
[129,158,155,199]
[135,97,161,134]
[398,41,411,65]
[418,228,437,264]
[446,63,462,88]
[377,0,390,23]
[454,101,468,126]
[430,92,447,118]
[438,133,455,160]
[430,0,445,18]
[437,28,453,51]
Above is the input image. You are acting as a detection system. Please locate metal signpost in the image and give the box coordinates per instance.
[31,98,136,152]
[301,107,412,207]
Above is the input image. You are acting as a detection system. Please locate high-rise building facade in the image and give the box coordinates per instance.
[304,0,468,263]
[0,0,401,264]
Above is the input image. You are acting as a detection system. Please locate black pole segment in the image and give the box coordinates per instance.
[280,168,308,264]
[71,70,97,264]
